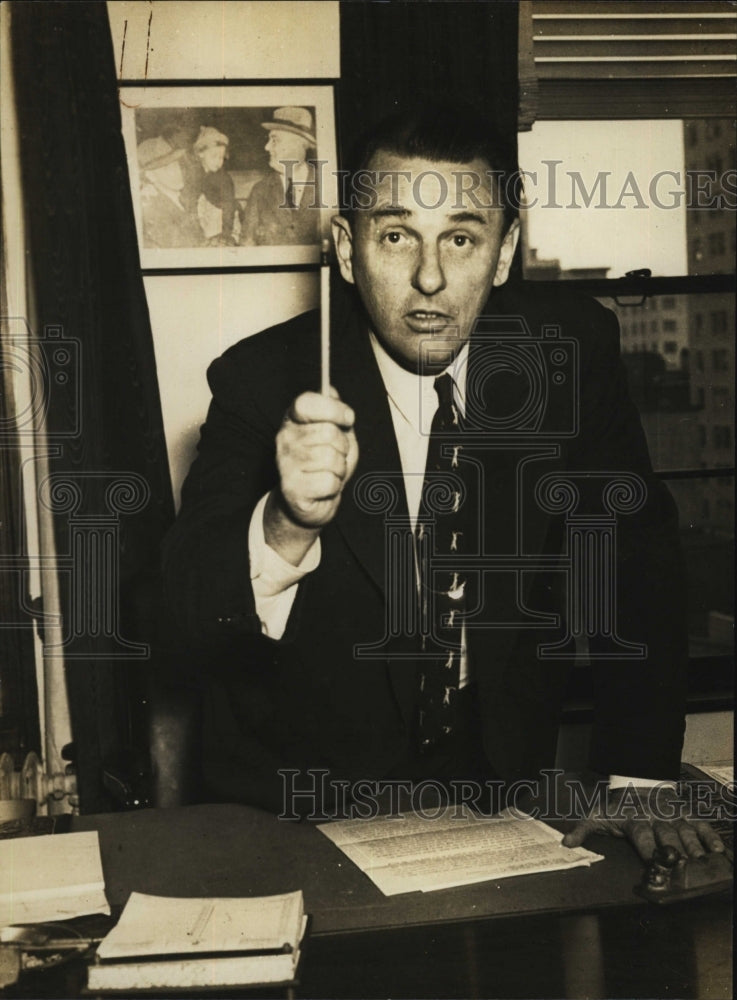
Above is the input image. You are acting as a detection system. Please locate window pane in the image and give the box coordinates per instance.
[599,293,735,474]
[597,290,735,657]
[669,478,735,657]
[519,120,736,279]
[600,293,735,480]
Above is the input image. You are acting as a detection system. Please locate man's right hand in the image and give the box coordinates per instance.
[264,390,358,565]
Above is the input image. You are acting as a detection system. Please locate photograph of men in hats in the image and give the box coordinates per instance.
[130,102,324,255]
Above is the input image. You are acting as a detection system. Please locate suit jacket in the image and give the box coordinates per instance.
[162,282,688,811]
[240,166,319,247]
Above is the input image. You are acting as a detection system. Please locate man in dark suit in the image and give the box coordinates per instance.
[239,106,319,247]
[163,106,723,860]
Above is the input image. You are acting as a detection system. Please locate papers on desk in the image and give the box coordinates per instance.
[0,830,110,927]
[318,808,603,896]
[691,761,733,786]
[88,890,307,992]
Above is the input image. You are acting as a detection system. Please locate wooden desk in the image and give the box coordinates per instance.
[53,804,732,999]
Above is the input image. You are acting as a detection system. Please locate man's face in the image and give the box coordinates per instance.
[150,159,184,192]
[332,151,519,373]
[265,129,309,173]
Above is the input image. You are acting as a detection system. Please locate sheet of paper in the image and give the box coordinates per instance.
[318,808,603,896]
[97,890,304,960]
[0,830,110,927]
[691,761,733,786]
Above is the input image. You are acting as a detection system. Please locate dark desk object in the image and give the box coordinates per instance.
[58,803,732,999]
[636,845,733,904]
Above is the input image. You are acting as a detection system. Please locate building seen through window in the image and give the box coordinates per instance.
[519,119,735,658]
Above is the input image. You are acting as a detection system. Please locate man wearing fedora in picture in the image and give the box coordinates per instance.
[137,135,206,249]
[240,106,320,246]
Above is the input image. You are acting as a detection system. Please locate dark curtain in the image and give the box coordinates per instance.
[1,214,41,761]
[11,2,175,812]
[338,1,520,159]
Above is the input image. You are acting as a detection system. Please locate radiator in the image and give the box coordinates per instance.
[0,751,78,815]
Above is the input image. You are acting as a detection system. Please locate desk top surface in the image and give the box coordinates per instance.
[3,803,727,998]
[73,802,671,936]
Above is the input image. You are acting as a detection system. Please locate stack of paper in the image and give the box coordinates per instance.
[0,830,110,927]
[88,890,307,992]
[691,761,733,786]
[318,808,603,895]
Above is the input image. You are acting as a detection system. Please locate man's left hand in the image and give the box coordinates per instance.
[562,784,726,861]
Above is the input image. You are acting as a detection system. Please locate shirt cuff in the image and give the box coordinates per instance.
[608,775,678,791]
[249,492,321,597]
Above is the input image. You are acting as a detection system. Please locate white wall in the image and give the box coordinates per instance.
[106,1,339,504]
[144,271,318,501]
[107,2,339,80]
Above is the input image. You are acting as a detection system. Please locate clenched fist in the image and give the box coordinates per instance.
[264,389,359,565]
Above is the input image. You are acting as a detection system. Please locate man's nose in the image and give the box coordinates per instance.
[412,243,446,296]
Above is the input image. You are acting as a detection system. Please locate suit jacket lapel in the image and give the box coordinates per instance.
[329,296,424,729]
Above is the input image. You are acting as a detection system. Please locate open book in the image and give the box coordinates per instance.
[87,889,306,992]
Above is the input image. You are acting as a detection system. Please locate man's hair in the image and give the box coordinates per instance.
[342,102,521,226]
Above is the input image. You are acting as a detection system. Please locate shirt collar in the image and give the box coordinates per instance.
[278,160,310,195]
[368,330,469,435]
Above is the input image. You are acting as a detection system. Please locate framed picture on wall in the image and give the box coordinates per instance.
[120,85,338,270]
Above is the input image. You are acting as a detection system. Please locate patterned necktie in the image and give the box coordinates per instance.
[285,180,296,209]
[415,372,469,751]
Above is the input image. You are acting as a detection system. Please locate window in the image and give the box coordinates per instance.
[713,386,731,408]
[714,426,732,450]
[520,119,736,281]
[712,348,729,371]
[709,232,726,256]
[710,312,728,335]
[520,123,735,657]
[519,13,735,662]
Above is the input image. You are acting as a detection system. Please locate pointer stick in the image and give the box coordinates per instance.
[320,238,330,396]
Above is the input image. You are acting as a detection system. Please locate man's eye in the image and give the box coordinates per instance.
[383,231,404,244]
[452,234,472,248]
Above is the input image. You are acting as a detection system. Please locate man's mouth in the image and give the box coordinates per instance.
[404,310,454,332]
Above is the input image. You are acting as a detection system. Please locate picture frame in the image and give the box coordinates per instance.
[120,84,338,270]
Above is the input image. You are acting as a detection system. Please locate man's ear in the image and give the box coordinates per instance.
[492,218,521,287]
[331,215,355,285]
